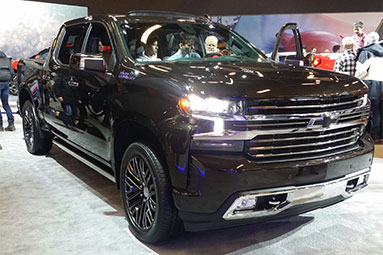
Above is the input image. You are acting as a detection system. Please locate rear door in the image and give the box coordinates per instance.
[42,24,88,141]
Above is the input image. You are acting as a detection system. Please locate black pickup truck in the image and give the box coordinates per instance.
[18,11,374,243]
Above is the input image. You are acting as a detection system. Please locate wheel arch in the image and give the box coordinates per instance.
[18,87,33,115]
[112,114,168,189]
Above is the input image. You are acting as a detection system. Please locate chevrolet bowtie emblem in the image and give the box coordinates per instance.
[307,113,339,129]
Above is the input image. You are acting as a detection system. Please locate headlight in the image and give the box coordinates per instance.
[179,95,243,116]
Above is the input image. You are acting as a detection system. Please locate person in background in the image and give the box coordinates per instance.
[0,50,15,131]
[355,32,383,143]
[311,47,317,54]
[137,37,161,62]
[333,36,356,76]
[332,45,341,53]
[167,34,201,60]
[204,35,223,57]
[352,20,367,54]
[97,40,112,70]
[205,35,219,54]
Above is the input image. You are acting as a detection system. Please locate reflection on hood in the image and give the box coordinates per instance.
[0,51,6,58]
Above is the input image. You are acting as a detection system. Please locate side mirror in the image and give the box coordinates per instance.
[69,53,105,73]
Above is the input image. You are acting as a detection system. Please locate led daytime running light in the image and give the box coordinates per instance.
[189,94,230,114]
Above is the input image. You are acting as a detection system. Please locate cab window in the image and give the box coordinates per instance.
[57,24,87,64]
[84,23,115,71]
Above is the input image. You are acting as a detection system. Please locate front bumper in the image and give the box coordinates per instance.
[223,168,369,220]
[172,133,374,232]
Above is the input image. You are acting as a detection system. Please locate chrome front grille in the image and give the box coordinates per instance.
[246,95,363,115]
[242,94,369,162]
[245,125,363,163]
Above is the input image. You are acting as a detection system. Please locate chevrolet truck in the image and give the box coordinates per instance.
[18,11,374,243]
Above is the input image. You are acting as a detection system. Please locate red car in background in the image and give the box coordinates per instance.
[312,53,341,70]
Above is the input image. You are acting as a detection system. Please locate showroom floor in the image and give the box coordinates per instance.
[1,95,383,255]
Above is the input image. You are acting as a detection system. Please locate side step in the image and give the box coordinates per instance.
[53,139,115,183]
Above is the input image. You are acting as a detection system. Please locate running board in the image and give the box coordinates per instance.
[53,140,115,183]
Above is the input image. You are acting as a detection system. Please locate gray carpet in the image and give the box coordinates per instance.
[1,96,382,254]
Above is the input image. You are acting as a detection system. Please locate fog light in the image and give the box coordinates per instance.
[236,196,257,210]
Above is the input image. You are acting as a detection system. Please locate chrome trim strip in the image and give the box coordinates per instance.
[340,113,369,121]
[244,106,369,119]
[252,140,358,158]
[247,97,363,110]
[250,145,358,163]
[234,121,308,127]
[249,134,359,151]
[193,122,364,140]
[223,168,370,220]
[251,127,360,143]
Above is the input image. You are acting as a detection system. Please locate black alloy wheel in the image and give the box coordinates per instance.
[124,155,157,230]
[22,102,35,148]
[120,142,182,243]
[9,76,18,96]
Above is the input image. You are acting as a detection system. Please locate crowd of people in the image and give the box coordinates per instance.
[331,21,383,143]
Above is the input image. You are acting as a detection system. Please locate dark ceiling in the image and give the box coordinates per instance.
[27,0,383,16]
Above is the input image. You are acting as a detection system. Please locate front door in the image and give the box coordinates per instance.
[66,22,117,161]
[271,23,305,66]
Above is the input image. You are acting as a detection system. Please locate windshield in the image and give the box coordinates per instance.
[118,20,268,63]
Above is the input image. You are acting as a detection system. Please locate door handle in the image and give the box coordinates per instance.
[68,77,79,87]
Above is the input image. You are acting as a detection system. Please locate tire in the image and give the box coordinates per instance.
[9,76,18,96]
[120,142,183,243]
[22,101,53,155]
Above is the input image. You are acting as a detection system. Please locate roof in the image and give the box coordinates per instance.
[63,11,211,27]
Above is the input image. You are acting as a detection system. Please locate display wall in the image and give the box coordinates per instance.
[0,0,87,61]
[215,13,383,54]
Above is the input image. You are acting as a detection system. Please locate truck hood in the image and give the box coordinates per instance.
[140,61,367,99]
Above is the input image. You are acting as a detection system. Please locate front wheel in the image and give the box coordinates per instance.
[22,101,52,155]
[120,142,183,243]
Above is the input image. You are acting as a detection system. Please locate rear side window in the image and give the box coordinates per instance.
[57,24,87,64]
[85,23,112,54]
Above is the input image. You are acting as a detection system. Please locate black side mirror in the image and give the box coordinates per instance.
[69,53,105,73]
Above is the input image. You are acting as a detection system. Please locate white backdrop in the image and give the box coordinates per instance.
[0,0,87,60]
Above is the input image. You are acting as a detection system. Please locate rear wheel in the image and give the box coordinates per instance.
[120,142,183,243]
[22,101,52,155]
[9,76,18,96]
